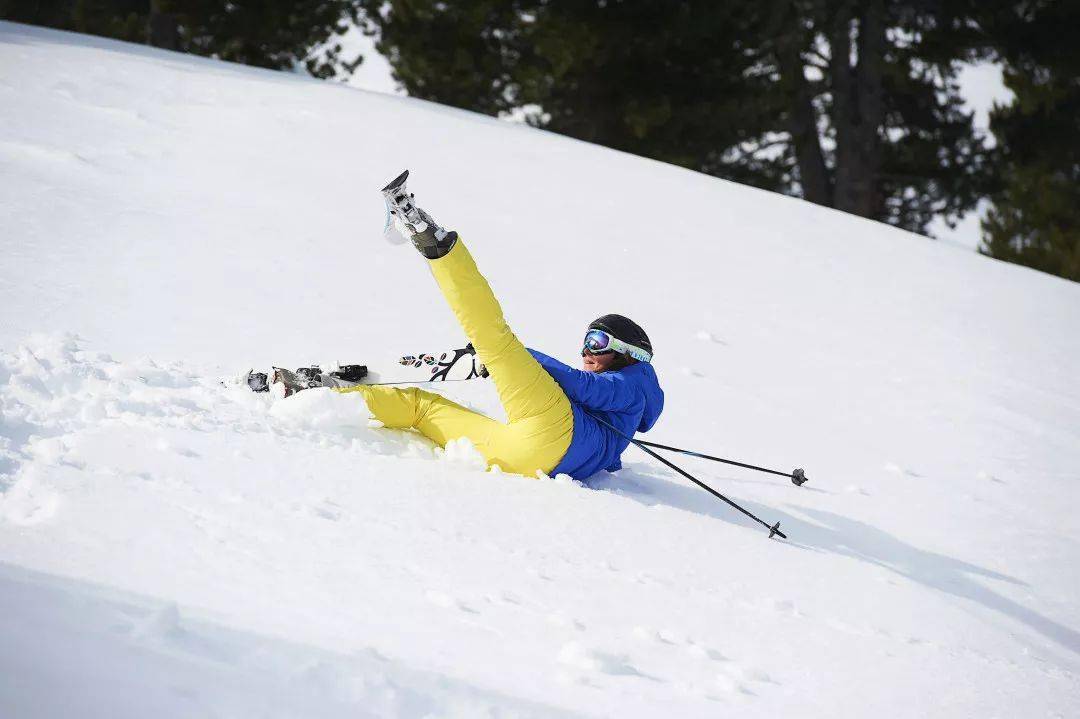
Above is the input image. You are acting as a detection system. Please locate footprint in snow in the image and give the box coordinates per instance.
[977,470,1007,484]
[687,643,728,662]
[557,641,655,680]
[883,462,922,478]
[311,500,343,521]
[763,597,801,616]
[530,567,555,582]
[723,663,776,685]
[547,613,586,631]
[154,437,200,458]
[634,627,728,661]
[425,590,478,614]
[713,673,757,697]
[701,663,779,700]
[631,626,679,645]
[485,590,522,606]
[695,330,728,345]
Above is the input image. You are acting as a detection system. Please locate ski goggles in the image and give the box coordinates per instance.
[581,329,652,363]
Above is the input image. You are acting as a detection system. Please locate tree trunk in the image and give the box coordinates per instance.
[830,2,858,213]
[148,1,178,51]
[830,0,885,219]
[852,0,885,218]
[776,4,831,206]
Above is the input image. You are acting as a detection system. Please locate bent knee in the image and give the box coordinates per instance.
[360,385,429,429]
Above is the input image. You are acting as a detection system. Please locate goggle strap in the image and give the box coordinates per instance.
[584,330,652,363]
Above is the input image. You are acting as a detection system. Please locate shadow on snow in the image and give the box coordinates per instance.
[603,465,1080,657]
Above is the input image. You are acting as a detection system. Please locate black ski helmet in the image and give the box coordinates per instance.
[588,314,653,358]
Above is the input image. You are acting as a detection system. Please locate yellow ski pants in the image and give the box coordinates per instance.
[339,240,574,476]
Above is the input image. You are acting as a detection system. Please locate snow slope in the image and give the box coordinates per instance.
[2,21,1079,718]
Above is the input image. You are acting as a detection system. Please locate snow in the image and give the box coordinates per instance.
[2,21,1079,718]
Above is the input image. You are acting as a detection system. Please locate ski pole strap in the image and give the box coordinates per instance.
[634,440,808,486]
[584,411,786,539]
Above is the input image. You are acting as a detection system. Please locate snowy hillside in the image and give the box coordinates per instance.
[2,21,1079,718]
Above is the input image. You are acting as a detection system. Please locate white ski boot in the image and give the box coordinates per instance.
[381,170,458,259]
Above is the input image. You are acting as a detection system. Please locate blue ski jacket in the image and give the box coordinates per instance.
[528,349,664,482]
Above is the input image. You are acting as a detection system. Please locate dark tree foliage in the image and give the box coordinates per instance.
[1,0,147,42]
[167,1,361,78]
[979,1,1080,282]
[361,0,992,234]
[0,1,362,78]
[359,0,779,190]
[752,0,992,231]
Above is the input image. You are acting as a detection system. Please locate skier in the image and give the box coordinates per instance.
[341,171,664,481]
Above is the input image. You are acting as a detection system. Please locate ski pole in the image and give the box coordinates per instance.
[363,378,477,386]
[584,412,786,539]
[634,440,808,486]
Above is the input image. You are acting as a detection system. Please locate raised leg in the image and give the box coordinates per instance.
[428,240,570,426]
[377,172,573,476]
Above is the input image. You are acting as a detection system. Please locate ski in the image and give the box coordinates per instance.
[235,343,488,397]
[252,364,369,397]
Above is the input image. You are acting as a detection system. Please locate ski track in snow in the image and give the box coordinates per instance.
[2,21,1080,718]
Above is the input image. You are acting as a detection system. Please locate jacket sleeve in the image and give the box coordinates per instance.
[528,349,641,413]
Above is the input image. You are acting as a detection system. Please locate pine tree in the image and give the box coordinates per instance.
[358,1,779,187]
[0,1,361,79]
[1,0,147,42]
[980,1,1080,282]
[765,0,991,231]
[361,0,992,234]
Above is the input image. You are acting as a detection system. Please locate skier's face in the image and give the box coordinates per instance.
[582,349,619,373]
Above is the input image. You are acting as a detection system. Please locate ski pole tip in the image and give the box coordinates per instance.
[791,468,808,486]
[768,521,786,539]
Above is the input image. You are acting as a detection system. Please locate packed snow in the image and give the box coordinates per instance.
[1,21,1079,718]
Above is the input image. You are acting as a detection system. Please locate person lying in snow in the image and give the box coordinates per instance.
[339,171,664,481]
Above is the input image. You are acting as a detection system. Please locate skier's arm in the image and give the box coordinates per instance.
[528,349,640,412]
